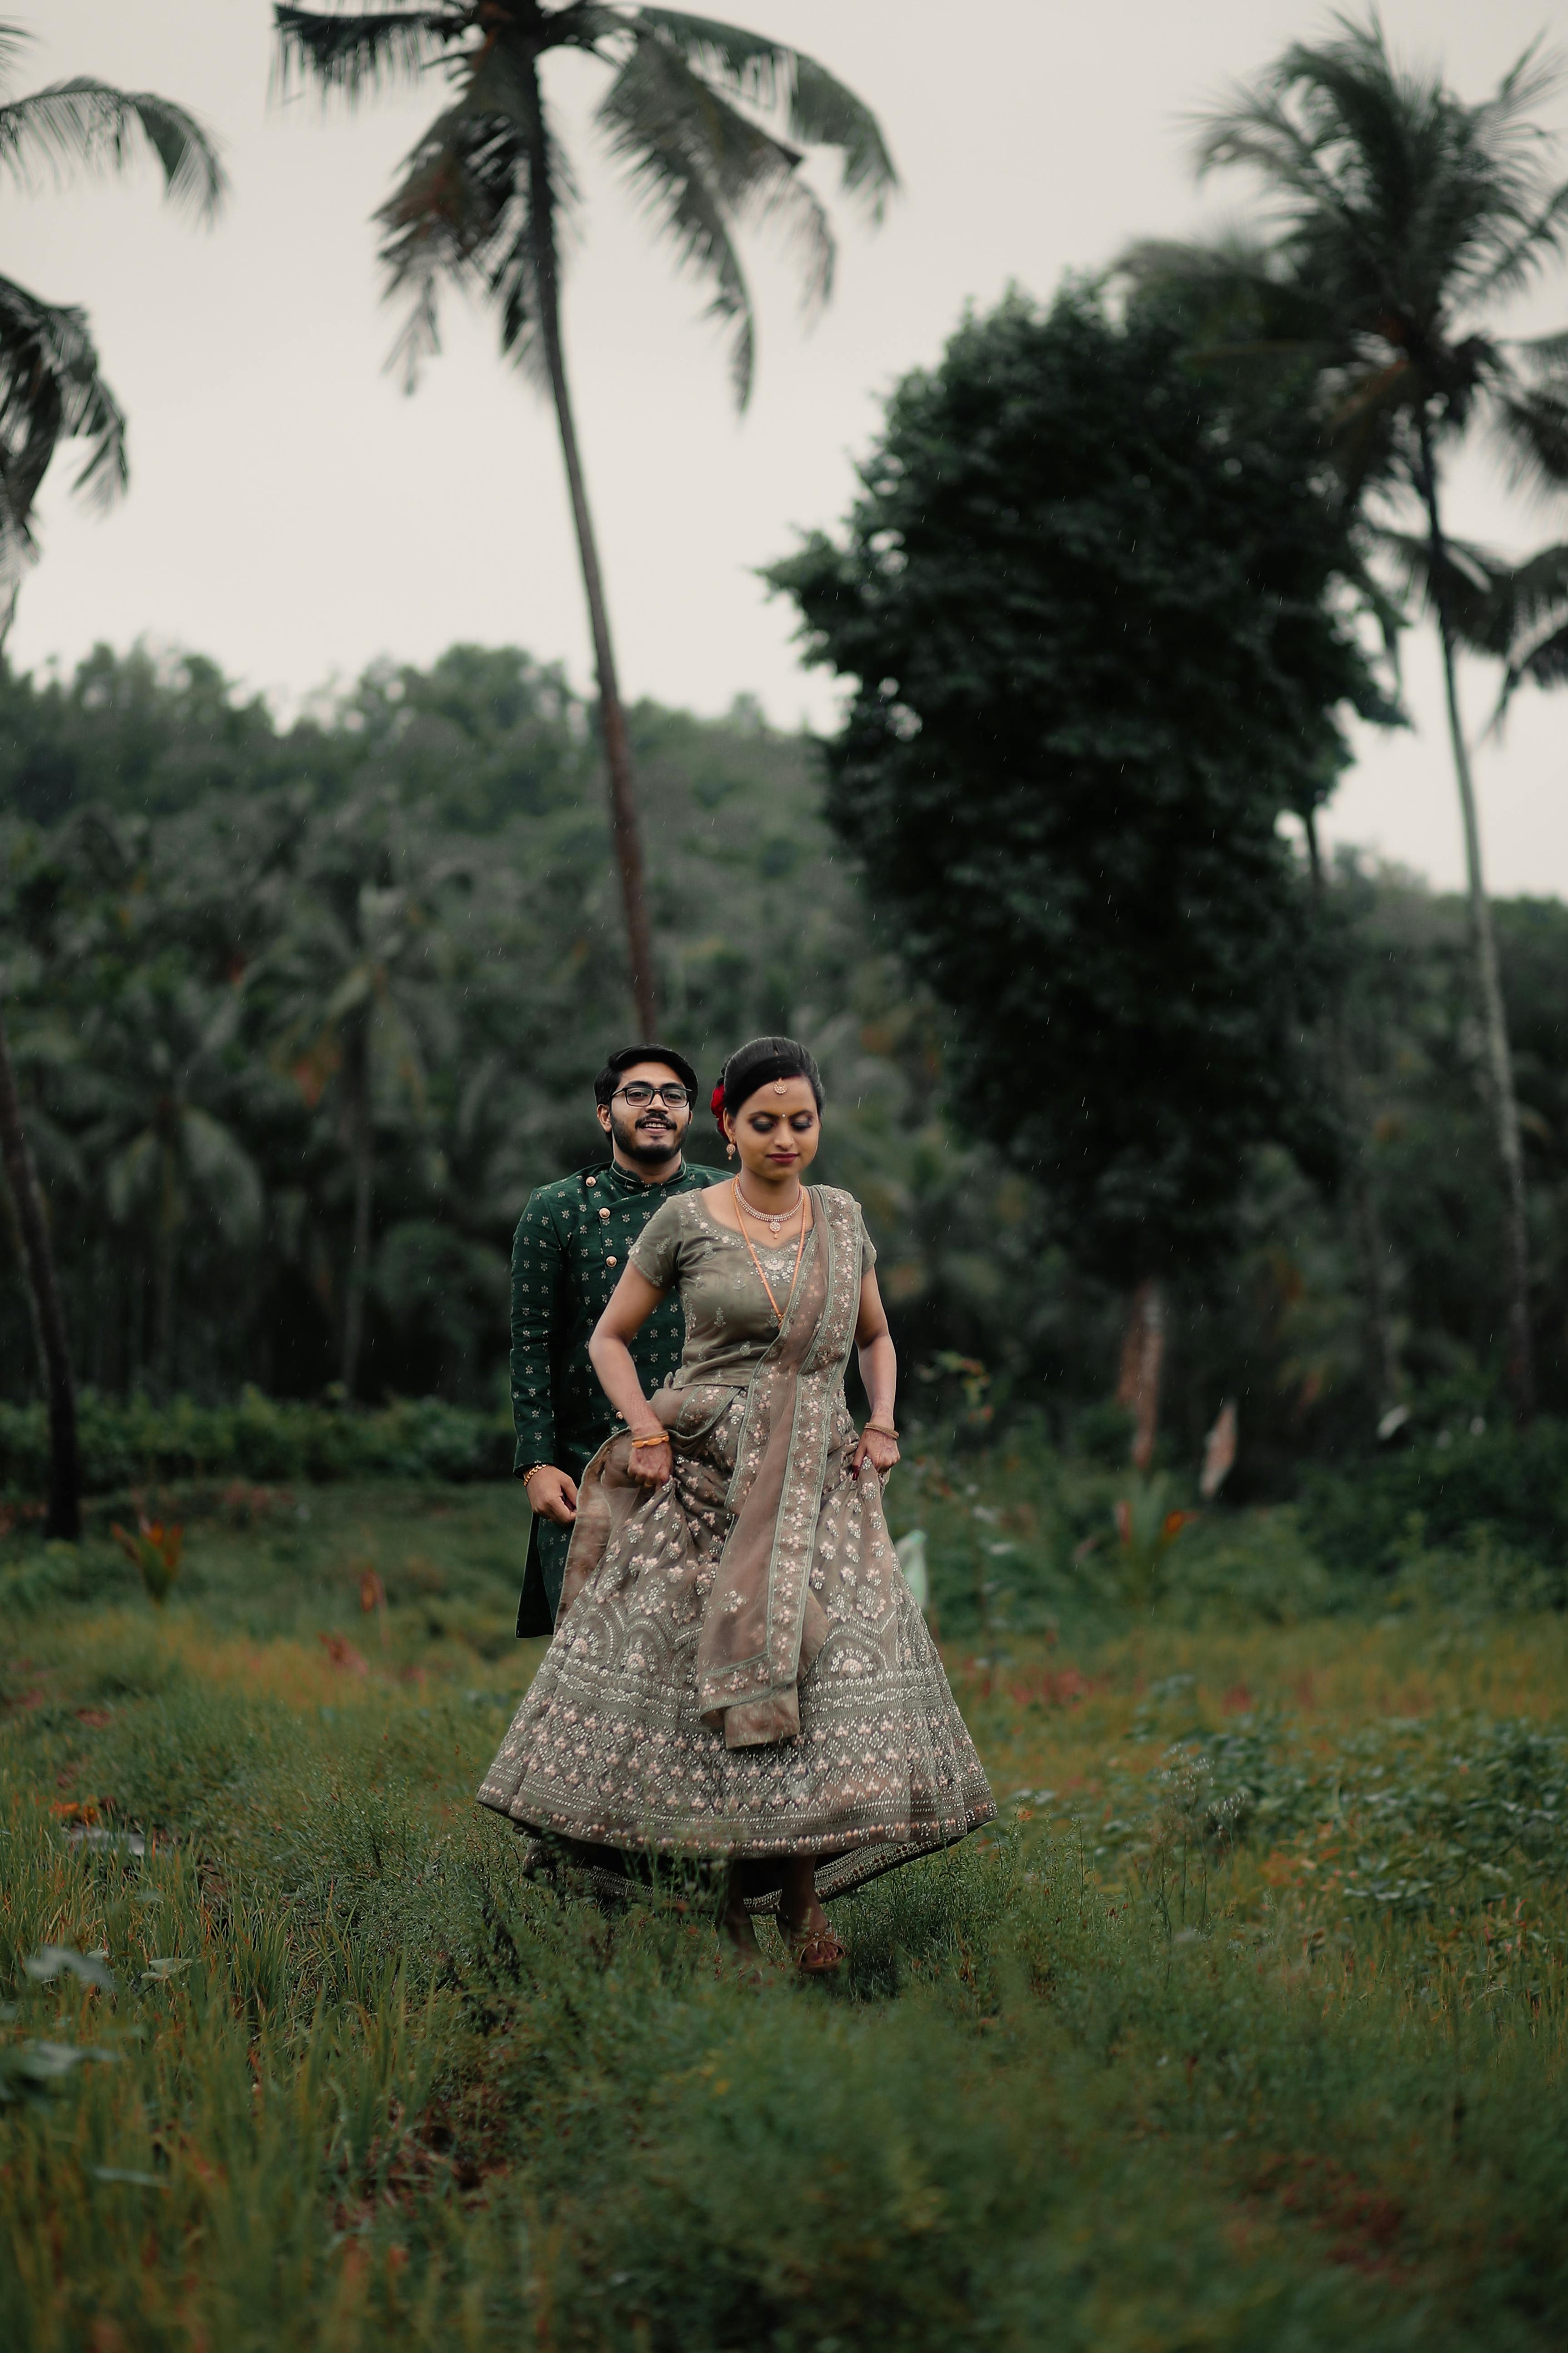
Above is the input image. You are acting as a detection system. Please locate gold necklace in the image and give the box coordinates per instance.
[734,1178,804,1239]
[732,1179,808,1321]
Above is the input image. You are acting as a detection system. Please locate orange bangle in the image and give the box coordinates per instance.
[630,1432,669,1449]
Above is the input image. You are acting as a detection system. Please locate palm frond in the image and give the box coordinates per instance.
[0,22,30,90]
[0,79,225,215]
[0,274,126,560]
[272,6,458,104]
[599,28,835,405]
[1501,617,1568,710]
[1510,324,1568,381]
[374,36,576,391]
[1466,178,1568,304]
[1491,383,1568,496]
[1493,538,1568,635]
[1372,523,1509,651]
[632,10,897,210]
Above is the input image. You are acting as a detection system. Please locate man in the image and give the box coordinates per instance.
[511,1044,709,1636]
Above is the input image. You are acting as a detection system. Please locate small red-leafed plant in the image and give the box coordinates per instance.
[111,1517,184,1606]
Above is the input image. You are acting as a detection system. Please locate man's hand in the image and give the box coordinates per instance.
[523,1464,578,1525]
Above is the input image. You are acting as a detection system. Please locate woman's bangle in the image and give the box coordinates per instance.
[867,1420,899,1440]
[630,1432,670,1450]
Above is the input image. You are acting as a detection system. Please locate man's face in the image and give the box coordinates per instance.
[597,1061,693,1166]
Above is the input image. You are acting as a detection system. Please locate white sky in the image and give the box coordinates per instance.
[7,0,1568,895]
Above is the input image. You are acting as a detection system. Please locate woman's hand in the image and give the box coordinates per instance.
[626,1430,674,1487]
[850,1424,900,1479]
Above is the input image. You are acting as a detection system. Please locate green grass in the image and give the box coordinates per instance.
[4,1476,1568,2350]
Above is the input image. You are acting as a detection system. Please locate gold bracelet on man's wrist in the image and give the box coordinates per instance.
[520,1461,553,1486]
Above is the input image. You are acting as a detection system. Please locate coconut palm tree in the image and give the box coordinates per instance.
[263,790,457,1399]
[0,22,223,1532]
[85,977,266,1393]
[272,2,896,1034]
[1121,15,1568,1420]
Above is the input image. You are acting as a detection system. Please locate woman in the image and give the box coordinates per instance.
[477,1035,994,1972]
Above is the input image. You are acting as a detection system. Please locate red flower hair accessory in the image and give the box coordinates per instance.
[710,1079,728,1136]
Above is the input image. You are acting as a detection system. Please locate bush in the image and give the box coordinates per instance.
[1300,1416,1568,1582]
[0,1387,514,1500]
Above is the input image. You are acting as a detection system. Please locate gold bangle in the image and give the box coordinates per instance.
[520,1462,552,1485]
[867,1421,899,1440]
[630,1432,669,1449]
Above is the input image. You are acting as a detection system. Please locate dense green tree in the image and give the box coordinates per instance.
[1122,15,1568,1418]
[769,286,1386,1457]
[0,22,222,1535]
[273,0,895,1033]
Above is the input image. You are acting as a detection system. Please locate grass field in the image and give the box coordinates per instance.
[4,1471,1568,2351]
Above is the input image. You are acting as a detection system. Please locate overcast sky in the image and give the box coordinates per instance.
[8,0,1568,894]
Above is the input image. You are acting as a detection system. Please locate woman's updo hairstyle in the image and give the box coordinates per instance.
[710,1035,824,1135]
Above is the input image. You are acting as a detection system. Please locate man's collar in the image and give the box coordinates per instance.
[591,1155,688,1194]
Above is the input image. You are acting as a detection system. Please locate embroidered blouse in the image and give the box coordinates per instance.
[628,1187,877,1392]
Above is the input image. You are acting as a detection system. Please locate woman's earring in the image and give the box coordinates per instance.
[726,1140,736,1159]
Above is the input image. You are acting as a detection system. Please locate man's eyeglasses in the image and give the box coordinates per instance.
[613,1081,690,1108]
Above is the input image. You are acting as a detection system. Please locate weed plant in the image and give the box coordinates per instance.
[4,1479,1568,2348]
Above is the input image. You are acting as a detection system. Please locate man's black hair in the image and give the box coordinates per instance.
[593,1043,700,1108]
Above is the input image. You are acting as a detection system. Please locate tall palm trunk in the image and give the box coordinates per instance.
[0,1013,81,1537]
[522,51,659,1036]
[341,1016,373,1401]
[1417,422,1534,1420]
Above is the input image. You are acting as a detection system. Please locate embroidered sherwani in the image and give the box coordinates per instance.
[510,1155,708,1635]
[480,1184,995,1910]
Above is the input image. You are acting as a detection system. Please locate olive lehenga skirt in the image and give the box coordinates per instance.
[476,1384,995,1910]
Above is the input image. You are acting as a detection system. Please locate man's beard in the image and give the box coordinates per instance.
[609,1108,685,1168]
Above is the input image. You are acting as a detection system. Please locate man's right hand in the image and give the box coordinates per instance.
[523,1465,578,1525]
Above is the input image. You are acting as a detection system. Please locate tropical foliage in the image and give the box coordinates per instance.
[9,639,1568,1488]
[1121,13,1568,1418]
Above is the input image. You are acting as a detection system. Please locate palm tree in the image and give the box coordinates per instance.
[273,3,896,1035]
[86,978,266,1392]
[264,791,456,1399]
[0,23,223,1532]
[1122,15,1568,1420]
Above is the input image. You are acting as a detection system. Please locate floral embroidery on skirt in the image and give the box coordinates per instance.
[476,1389,995,1904]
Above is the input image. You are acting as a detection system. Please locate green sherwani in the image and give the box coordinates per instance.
[511,1155,710,1636]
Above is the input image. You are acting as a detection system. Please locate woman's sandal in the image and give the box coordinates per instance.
[781,1917,845,1975]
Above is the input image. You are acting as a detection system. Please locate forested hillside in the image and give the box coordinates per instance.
[3,639,1567,1484]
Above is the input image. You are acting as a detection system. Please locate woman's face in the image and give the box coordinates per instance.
[725,1074,821,1186]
